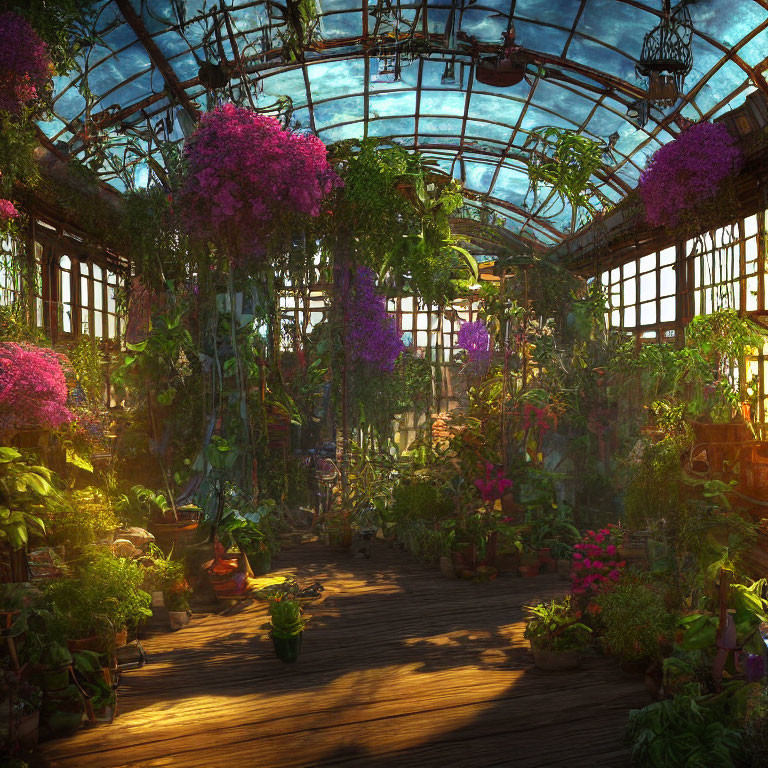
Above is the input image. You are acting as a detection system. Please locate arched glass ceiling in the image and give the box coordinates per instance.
[39,0,768,248]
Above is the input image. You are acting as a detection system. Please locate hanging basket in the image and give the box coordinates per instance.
[475,57,526,87]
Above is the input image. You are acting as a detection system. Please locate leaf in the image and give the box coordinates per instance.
[0,447,21,463]
[66,449,94,473]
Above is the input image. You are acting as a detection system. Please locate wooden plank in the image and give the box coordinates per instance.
[36,542,648,768]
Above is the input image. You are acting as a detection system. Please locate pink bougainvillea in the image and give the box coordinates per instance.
[638,122,742,229]
[571,527,626,596]
[178,104,341,249]
[0,343,73,431]
[0,199,19,221]
[474,462,512,503]
[0,12,52,115]
[346,267,403,372]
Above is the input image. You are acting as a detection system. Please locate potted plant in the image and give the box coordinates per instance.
[166,580,192,630]
[268,595,309,663]
[1,666,43,750]
[524,596,592,671]
[44,551,151,655]
[142,547,193,630]
[518,550,540,578]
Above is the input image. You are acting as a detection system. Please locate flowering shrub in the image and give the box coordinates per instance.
[571,527,626,596]
[638,122,742,229]
[0,12,52,115]
[474,461,512,503]
[178,103,340,249]
[0,343,72,431]
[0,199,19,221]
[457,319,491,364]
[521,403,555,435]
[346,267,403,372]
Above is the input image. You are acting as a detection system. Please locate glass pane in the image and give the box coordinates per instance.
[107,314,116,339]
[640,301,656,325]
[61,274,71,303]
[659,267,675,297]
[747,276,759,312]
[60,255,71,269]
[622,260,636,279]
[62,305,71,333]
[94,313,103,338]
[80,261,89,275]
[80,276,89,307]
[660,297,675,322]
[659,247,676,266]
[640,272,656,301]
[94,284,103,310]
[639,253,656,273]
[745,214,758,238]
[92,264,102,280]
[623,306,636,327]
[623,278,636,305]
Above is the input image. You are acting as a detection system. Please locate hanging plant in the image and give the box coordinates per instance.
[346,267,403,373]
[638,122,742,229]
[458,319,492,366]
[178,103,340,257]
[524,126,609,232]
[0,11,52,116]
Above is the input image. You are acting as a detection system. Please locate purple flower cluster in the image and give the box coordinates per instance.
[0,12,51,115]
[0,199,19,221]
[638,122,742,229]
[346,267,403,373]
[178,104,341,249]
[457,320,491,364]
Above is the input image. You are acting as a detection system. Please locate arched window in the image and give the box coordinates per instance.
[59,255,73,334]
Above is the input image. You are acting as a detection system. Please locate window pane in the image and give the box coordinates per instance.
[639,253,656,273]
[623,260,636,279]
[745,214,758,238]
[640,272,656,300]
[660,297,675,322]
[623,278,636,305]
[640,301,656,325]
[659,246,675,266]
[623,306,636,327]
[659,267,675,297]
[94,313,103,338]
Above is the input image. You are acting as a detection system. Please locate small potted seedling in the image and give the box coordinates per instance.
[268,595,309,663]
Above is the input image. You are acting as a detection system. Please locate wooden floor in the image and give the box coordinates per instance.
[36,540,648,768]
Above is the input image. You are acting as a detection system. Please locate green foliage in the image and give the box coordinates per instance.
[67,335,103,406]
[0,120,40,195]
[115,484,168,526]
[0,303,47,343]
[597,579,673,663]
[401,354,434,412]
[523,127,609,231]
[218,490,278,555]
[268,596,308,639]
[0,446,51,550]
[40,486,119,550]
[142,545,190,612]
[392,481,452,523]
[524,596,592,651]
[44,550,151,638]
[626,693,746,768]
[745,687,768,767]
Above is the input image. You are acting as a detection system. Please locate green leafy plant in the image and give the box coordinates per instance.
[626,692,746,767]
[67,335,103,407]
[524,596,592,651]
[0,446,51,552]
[44,551,151,639]
[40,486,119,551]
[268,596,308,639]
[596,578,673,664]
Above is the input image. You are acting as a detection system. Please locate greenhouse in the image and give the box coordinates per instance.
[1,0,768,766]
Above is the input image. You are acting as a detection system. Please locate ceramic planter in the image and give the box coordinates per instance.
[168,610,191,631]
[518,562,540,578]
[531,643,582,671]
[272,632,303,663]
[247,549,271,576]
[149,506,202,548]
[439,556,456,578]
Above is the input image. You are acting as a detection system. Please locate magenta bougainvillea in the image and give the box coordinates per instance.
[178,104,341,249]
[457,319,491,362]
[346,267,403,373]
[0,343,73,431]
[474,462,512,503]
[638,122,742,229]
[0,12,51,115]
[571,527,626,596]
[0,199,19,221]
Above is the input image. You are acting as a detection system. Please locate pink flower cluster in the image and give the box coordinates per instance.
[474,462,512,503]
[0,198,19,221]
[346,267,403,372]
[0,343,73,431]
[178,104,341,249]
[638,122,742,229]
[521,403,554,435]
[571,527,626,596]
[0,12,51,115]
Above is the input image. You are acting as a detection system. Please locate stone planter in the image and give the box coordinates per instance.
[168,610,191,631]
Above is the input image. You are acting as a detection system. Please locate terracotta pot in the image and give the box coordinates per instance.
[149,506,201,548]
[518,563,539,578]
[531,643,581,671]
[168,610,191,631]
[66,635,103,654]
[439,556,456,579]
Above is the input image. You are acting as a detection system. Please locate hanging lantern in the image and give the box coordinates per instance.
[636,1,694,107]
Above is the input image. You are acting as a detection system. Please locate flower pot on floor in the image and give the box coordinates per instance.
[518,562,540,578]
[247,550,271,576]
[495,550,521,573]
[149,506,202,548]
[530,643,582,671]
[439,555,456,578]
[168,610,191,631]
[272,632,303,663]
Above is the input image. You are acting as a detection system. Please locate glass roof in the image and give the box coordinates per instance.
[40,0,768,248]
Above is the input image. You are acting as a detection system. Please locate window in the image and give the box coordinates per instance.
[59,255,73,334]
[0,235,21,307]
